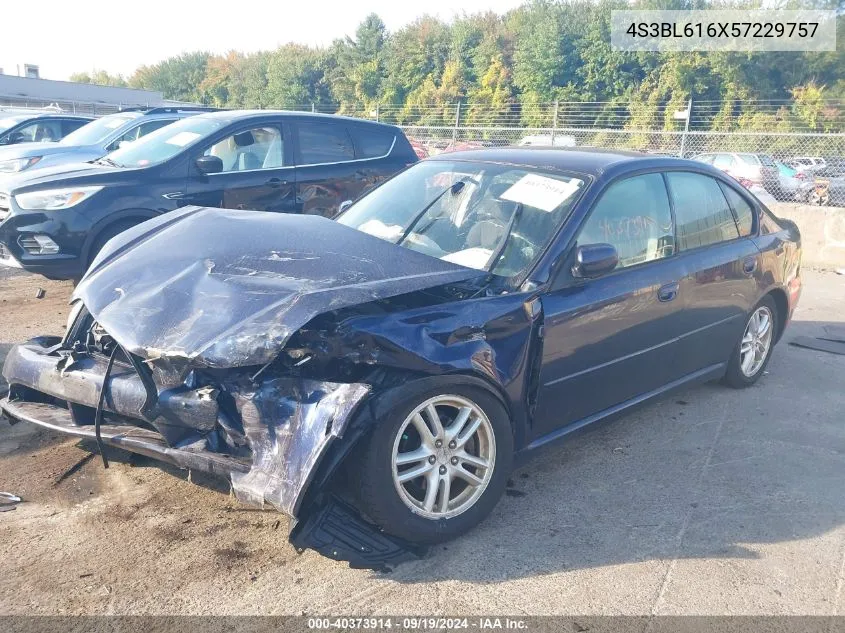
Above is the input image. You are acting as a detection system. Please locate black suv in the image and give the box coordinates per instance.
[0,111,93,145]
[0,111,418,279]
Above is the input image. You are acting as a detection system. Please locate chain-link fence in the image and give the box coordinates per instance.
[279,99,845,161]
[2,95,844,162]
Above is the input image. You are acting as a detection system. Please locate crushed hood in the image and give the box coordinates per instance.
[74,206,484,368]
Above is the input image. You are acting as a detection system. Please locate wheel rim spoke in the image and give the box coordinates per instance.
[438,474,452,513]
[398,461,435,483]
[422,469,439,511]
[395,446,432,466]
[458,451,489,470]
[425,404,445,439]
[410,413,436,449]
[453,466,484,487]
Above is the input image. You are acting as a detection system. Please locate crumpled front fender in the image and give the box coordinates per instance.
[227,376,370,517]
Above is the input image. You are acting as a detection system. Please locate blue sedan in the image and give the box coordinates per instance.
[0,148,802,567]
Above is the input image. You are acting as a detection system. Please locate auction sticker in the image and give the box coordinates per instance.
[500,174,581,212]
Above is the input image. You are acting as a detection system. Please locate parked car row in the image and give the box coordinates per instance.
[1,132,802,566]
[0,106,216,174]
[694,151,845,206]
[0,108,93,148]
[0,110,418,279]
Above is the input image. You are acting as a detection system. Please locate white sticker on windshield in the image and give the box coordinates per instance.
[164,131,202,147]
[500,174,581,212]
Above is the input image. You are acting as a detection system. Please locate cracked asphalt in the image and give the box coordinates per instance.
[0,267,844,615]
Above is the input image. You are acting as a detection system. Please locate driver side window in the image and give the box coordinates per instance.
[577,173,675,270]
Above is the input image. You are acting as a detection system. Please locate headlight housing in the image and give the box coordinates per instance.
[0,156,42,173]
[15,186,103,211]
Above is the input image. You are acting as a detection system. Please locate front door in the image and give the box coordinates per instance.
[533,172,686,439]
[185,123,296,212]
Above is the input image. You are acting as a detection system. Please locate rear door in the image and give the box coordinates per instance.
[533,172,687,437]
[184,122,297,212]
[666,171,761,377]
[291,120,364,217]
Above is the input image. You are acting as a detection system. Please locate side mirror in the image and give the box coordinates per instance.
[195,155,224,175]
[8,132,26,145]
[572,243,618,278]
[338,199,353,214]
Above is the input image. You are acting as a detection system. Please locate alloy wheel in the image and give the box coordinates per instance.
[740,306,774,377]
[391,394,496,520]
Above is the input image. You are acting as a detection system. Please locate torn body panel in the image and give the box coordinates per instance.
[1,338,370,522]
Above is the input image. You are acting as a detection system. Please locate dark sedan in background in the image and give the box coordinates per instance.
[0,110,418,279]
[1,148,801,567]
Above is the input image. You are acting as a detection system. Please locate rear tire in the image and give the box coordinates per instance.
[355,384,513,545]
[723,296,778,389]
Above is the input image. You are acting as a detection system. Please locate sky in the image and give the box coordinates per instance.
[2,0,527,81]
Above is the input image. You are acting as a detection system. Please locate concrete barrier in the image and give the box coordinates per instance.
[769,203,845,270]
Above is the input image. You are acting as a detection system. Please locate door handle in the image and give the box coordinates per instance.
[742,256,757,275]
[657,281,679,302]
[266,177,288,188]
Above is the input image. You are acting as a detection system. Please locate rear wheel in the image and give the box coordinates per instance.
[723,296,777,388]
[356,385,512,544]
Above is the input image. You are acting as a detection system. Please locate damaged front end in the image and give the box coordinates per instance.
[0,312,428,568]
[0,208,539,568]
[0,313,427,568]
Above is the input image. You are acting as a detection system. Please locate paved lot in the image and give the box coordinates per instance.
[0,267,844,616]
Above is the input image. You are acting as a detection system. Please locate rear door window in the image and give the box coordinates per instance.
[665,172,740,250]
[61,119,88,136]
[349,126,395,159]
[295,122,355,164]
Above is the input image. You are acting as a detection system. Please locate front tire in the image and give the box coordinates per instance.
[723,296,778,388]
[355,385,513,544]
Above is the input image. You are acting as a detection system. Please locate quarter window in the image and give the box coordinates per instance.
[577,173,675,269]
[719,183,754,237]
[349,127,395,158]
[666,172,739,250]
[296,123,354,164]
[203,126,284,172]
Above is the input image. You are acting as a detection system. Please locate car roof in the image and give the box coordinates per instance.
[192,109,402,129]
[427,147,697,177]
[1,112,93,121]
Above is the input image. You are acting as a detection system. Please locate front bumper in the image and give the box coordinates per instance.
[0,338,367,517]
[0,338,423,568]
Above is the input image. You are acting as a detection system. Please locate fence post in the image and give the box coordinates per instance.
[311,103,316,113]
[552,100,559,145]
[453,102,462,143]
[680,98,693,157]
[375,104,380,122]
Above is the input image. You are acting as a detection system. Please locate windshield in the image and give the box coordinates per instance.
[337,160,586,277]
[60,114,136,146]
[0,116,29,134]
[105,117,224,168]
